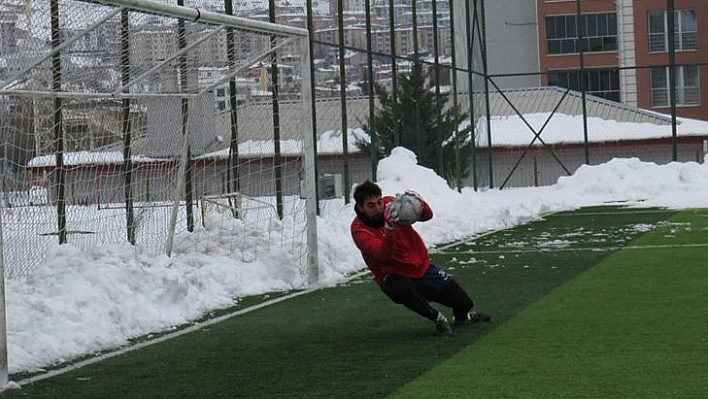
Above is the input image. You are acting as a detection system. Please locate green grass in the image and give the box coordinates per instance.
[391,209,708,398]
[4,207,705,398]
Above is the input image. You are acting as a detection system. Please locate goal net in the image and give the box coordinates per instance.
[0,0,319,284]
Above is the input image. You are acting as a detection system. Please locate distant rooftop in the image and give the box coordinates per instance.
[466,86,672,125]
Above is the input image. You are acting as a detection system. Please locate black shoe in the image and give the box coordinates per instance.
[470,311,491,323]
[435,314,452,336]
[454,311,492,325]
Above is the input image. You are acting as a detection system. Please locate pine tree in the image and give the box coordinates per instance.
[357,60,473,185]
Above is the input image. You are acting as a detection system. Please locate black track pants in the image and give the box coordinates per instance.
[380,274,439,320]
[430,279,474,321]
[380,273,474,321]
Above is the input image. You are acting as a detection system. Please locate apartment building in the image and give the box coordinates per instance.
[537,0,707,120]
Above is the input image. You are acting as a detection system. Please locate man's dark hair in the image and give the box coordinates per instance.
[353,180,382,207]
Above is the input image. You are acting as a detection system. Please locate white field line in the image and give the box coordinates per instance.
[430,206,696,254]
[553,209,677,217]
[432,210,569,253]
[431,227,509,252]
[434,242,708,256]
[12,270,371,388]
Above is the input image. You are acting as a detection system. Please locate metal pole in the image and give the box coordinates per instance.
[224,0,241,216]
[51,0,67,244]
[365,0,377,180]
[667,0,678,161]
[337,0,350,203]
[465,0,478,191]
[432,0,443,173]
[388,0,399,146]
[412,0,419,57]
[121,9,136,245]
[0,204,7,387]
[576,0,590,165]
[479,0,493,189]
[269,0,284,219]
[411,0,421,154]
[177,0,194,232]
[305,0,320,213]
[450,0,461,192]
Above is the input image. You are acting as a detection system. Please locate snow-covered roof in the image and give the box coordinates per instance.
[26,128,369,168]
[475,113,708,147]
[27,152,166,168]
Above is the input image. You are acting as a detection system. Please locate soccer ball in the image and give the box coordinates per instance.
[391,193,423,225]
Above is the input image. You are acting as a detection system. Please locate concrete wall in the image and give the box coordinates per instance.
[454,0,541,94]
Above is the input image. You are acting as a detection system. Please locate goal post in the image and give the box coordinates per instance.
[0,0,324,382]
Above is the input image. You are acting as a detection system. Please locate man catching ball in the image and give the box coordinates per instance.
[350,180,490,336]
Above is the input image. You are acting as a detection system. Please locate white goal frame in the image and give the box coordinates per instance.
[0,0,319,385]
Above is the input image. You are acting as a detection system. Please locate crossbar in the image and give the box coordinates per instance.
[92,0,308,37]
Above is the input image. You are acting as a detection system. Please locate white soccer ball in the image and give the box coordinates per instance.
[392,193,423,225]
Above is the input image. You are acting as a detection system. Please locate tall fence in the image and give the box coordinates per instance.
[304,0,708,191]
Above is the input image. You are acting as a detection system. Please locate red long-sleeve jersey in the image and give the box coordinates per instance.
[351,195,433,284]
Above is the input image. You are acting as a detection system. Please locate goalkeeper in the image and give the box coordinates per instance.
[350,180,490,336]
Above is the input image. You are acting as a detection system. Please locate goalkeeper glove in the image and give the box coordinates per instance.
[404,189,424,202]
[383,202,399,230]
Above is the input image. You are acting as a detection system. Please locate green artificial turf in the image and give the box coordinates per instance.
[391,209,708,398]
[3,207,698,398]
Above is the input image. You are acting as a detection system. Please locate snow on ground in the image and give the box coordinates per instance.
[5,147,708,376]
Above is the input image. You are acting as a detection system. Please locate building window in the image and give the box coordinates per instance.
[648,10,697,52]
[546,13,617,55]
[651,65,700,107]
[548,68,620,102]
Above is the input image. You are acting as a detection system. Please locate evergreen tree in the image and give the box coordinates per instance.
[357,60,473,186]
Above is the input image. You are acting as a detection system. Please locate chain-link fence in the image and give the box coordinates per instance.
[304,0,708,192]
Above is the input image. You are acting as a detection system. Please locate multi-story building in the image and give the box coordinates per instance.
[0,11,18,54]
[537,0,707,120]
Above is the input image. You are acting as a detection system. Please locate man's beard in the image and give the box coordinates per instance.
[355,206,385,228]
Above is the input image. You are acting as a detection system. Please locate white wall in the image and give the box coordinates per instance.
[454,0,541,93]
